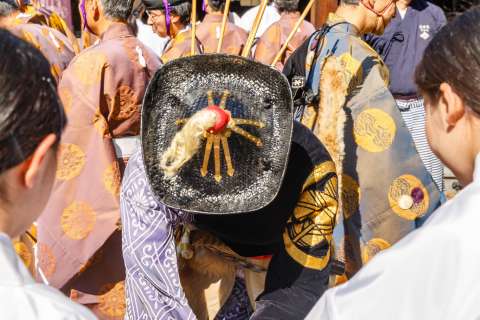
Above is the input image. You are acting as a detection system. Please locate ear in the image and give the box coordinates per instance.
[170,13,181,24]
[23,134,57,189]
[438,82,465,130]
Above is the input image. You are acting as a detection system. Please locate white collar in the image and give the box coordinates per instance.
[473,153,480,182]
[0,233,33,286]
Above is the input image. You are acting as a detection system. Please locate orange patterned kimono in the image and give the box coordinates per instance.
[254,11,315,70]
[196,13,248,55]
[36,22,161,319]
[161,27,202,63]
[10,23,75,81]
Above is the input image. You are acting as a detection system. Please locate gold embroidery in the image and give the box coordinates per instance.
[302,161,336,191]
[93,108,109,136]
[13,240,32,269]
[388,174,429,220]
[284,168,338,270]
[361,238,391,263]
[56,143,86,181]
[98,281,126,317]
[37,243,56,278]
[354,108,396,153]
[111,85,139,121]
[21,31,40,49]
[61,201,96,240]
[338,53,363,92]
[341,175,360,220]
[103,162,121,196]
[72,51,106,86]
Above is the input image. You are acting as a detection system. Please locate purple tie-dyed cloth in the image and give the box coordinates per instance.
[120,150,196,320]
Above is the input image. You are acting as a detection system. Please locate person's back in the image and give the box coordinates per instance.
[0,28,96,320]
[254,0,315,69]
[238,1,280,37]
[196,0,247,55]
[307,7,480,319]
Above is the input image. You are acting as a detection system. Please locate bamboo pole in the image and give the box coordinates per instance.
[216,0,232,53]
[191,0,197,55]
[241,0,268,58]
[271,0,317,67]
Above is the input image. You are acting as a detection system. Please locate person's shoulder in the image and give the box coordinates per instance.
[12,283,96,319]
[423,1,447,21]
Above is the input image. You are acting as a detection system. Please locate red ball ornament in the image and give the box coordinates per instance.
[206,105,230,133]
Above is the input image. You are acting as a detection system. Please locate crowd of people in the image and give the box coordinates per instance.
[0,0,479,319]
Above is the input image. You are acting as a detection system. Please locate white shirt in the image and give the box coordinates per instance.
[238,4,280,37]
[136,19,169,57]
[307,155,480,320]
[0,233,97,319]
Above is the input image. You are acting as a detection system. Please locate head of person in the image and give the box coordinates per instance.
[415,7,480,186]
[79,0,134,36]
[0,0,24,27]
[205,0,224,14]
[274,0,299,14]
[142,0,191,38]
[0,29,66,238]
[338,0,397,35]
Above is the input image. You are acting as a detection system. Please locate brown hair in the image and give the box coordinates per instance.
[415,6,480,114]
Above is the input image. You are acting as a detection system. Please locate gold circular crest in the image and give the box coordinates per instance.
[56,143,86,181]
[339,53,363,91]
[354,108,396,153]
[341,174,360,220]
[98,281,126,317]
[388,174,429,220]
[361,238,391,264]
[72,51,106,86]
[61,201,97,240]
[13,240,32,269]
[37,243,56,278]
[58,86,72,114]
[103,162,121,196]
[113,85,139,121]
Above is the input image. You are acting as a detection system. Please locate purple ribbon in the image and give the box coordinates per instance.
[202,0,206,12]
[162,0,171,36]
[80,0,94,33]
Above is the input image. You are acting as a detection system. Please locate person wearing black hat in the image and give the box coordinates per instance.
[143,0,202,62]
[121,54,338,319]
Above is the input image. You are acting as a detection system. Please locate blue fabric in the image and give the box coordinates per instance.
[365,0,447,95]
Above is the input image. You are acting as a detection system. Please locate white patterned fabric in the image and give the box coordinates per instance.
[121,150,196,320]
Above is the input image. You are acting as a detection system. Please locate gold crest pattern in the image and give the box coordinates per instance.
[389,174,429,220]
[98,281,126,317]
[73,51,106,86]
[354,108,396,153]
[103,162,121,196]
[61,201,97,240]
[93,108,109,137]
[284,161,338,270]
[13,240,32,269]
[56,143,86,180]
[37,243,56,278]
[341,175,360,220]
[59,86,73,114]
[361,238,391,264]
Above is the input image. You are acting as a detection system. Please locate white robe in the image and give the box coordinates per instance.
[0,233,96,319]
[307,155,480,320]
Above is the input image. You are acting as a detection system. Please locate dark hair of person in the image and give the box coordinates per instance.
[207,0,224,12]
[0,29,66,174]
[275,0,299,12]
[0,0,18,17]
[170,1,191,25]
[101,0,134,20]
[415,6,480,114]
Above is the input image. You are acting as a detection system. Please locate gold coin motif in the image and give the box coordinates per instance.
[341,175,360,220]
[37,243,56,278]
[362,238,391,264]
[354,108,396,153]
[98,281,126,317]
[56,143,86,181]
[13,240,32,269]
[114,85,139,121]
[339,53,363,91]
[388,174,429,220]
[72,51,106,86]
[61,201,96,240]
[103,162,121,196]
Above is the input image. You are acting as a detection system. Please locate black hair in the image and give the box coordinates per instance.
[170,1,191,25]
[274,0,299,12]
[207,0,224,12]
[0,0,18,17]
[0,29,66,174]
[415,6,480,114]
[101,0,134,20]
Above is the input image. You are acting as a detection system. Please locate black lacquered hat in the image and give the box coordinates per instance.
[141,54,293,215]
